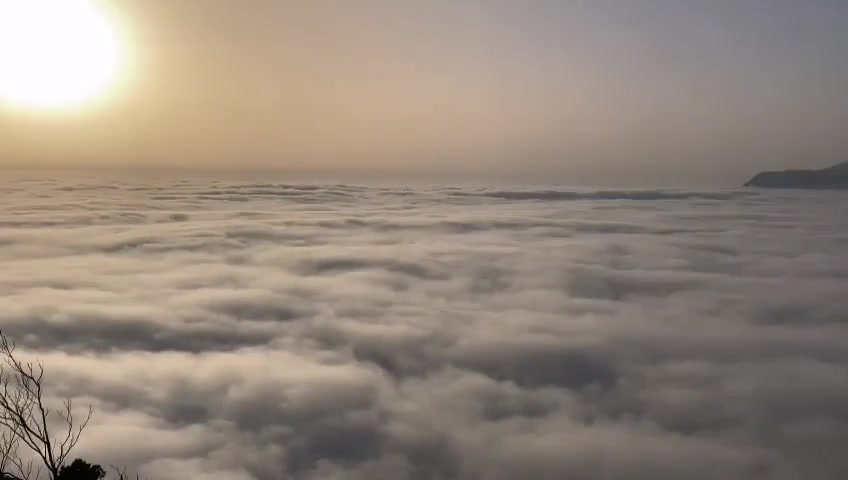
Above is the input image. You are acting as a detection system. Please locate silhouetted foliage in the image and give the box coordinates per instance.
[57,460,105,480]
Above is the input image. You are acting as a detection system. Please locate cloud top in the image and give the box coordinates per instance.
[1,177,847,479]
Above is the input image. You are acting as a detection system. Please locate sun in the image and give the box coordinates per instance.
[0,0,125,111]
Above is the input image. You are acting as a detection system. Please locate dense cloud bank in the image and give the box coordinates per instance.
[1,176,847,479]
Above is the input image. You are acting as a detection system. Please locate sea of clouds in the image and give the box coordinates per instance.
[1,174,847,479]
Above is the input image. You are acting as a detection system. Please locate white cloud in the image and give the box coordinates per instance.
[1,177,847,479]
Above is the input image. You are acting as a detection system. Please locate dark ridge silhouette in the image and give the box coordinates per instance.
[745,161,848,189]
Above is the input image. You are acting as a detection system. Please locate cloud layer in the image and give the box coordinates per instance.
[1,175,847,479]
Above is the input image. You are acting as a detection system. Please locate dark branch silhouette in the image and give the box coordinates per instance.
[0,332,140,480]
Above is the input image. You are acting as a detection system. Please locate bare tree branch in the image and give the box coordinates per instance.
[0,332,142,480]
[0,332,90,480]
[0,429,40,480]
[110,465,140,480]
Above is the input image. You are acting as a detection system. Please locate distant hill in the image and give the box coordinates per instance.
[745,161,848,189]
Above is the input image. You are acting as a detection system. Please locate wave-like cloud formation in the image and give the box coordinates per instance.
[1,177,847,479]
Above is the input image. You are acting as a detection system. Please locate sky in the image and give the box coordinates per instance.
[1,0,848,185]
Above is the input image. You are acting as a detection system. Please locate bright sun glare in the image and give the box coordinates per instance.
[0,0,124,111]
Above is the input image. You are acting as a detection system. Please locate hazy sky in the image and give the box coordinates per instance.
[2,0,848,185]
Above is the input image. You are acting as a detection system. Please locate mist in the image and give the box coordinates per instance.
[2,174,848,479]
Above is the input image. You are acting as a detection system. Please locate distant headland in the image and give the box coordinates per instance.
[745,161,848,190]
